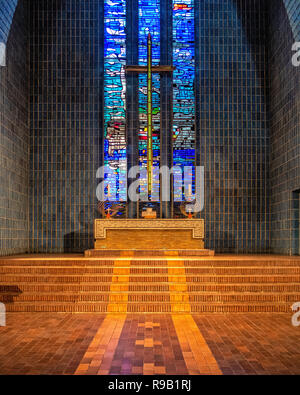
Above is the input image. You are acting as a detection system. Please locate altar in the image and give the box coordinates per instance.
[85,32,212,257]
[90,218,207,251]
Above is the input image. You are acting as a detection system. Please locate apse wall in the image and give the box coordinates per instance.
[269,0,300,254]
[28,0,270,253]
[0,0,29,256]
[29,0,104,252]
[195,0,270,252]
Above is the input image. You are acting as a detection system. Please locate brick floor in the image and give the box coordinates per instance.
[0,313,105,375]
[193,314,300,375]
[0,312,300,375]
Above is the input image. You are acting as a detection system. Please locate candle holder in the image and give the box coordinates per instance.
[97,201,122,219]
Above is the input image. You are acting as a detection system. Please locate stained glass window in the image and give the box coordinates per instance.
[138,0,161,201]
[104,0,196,208]
[104,0,127,201]
[173,0,195,202]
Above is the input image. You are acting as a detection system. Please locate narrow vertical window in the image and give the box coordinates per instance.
[138,0,161,201]
[173,1,195,202]
[104,0,127,201]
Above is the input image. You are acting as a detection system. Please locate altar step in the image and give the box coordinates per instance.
[1,292,299,303]
[85,249,215,257]
[0,255,299,313]
[1,257,299,267]
[0,260,300,274]
[2,303,297,313]
[2,283,300,292]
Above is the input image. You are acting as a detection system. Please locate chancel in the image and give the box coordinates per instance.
[0,0,300,377]
[92,26,209,256]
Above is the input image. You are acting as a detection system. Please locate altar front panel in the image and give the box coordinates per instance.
[94,219,205,250]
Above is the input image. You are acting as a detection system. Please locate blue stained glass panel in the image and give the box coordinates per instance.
[103,0,196,205]
[173,1,195,163]
[173,0,195,201]
[104,0,127,202]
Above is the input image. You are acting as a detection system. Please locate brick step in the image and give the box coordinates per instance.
[2,283,300,293]
[4,301,293,313]
[1,255,299,314]
[1,266,300,275]
[1,274,300,283]
[84,249,215,257]
[1,259,300,267]
[1,292,299,303]
[0,260,117,267]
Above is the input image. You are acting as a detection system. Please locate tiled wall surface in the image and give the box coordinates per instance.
[0,0,29,256]
[195,0,270,252]
[0,0,298,254]
[28,0,271,253]
[269,0,300,254]
[29,0,104,252]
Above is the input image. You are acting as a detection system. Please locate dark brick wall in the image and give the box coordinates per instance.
[29,0,104,252]
[269,0,300,254]
[0,0,29,256]
[27,0,272,253]
[195,0,270,252]
[22,0,298,254]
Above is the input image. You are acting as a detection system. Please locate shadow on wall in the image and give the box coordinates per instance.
[64,233,94,253]
[232,0,268,82]
[0,285,22,304]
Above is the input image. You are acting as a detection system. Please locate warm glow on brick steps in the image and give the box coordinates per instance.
[0,254,300,313]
